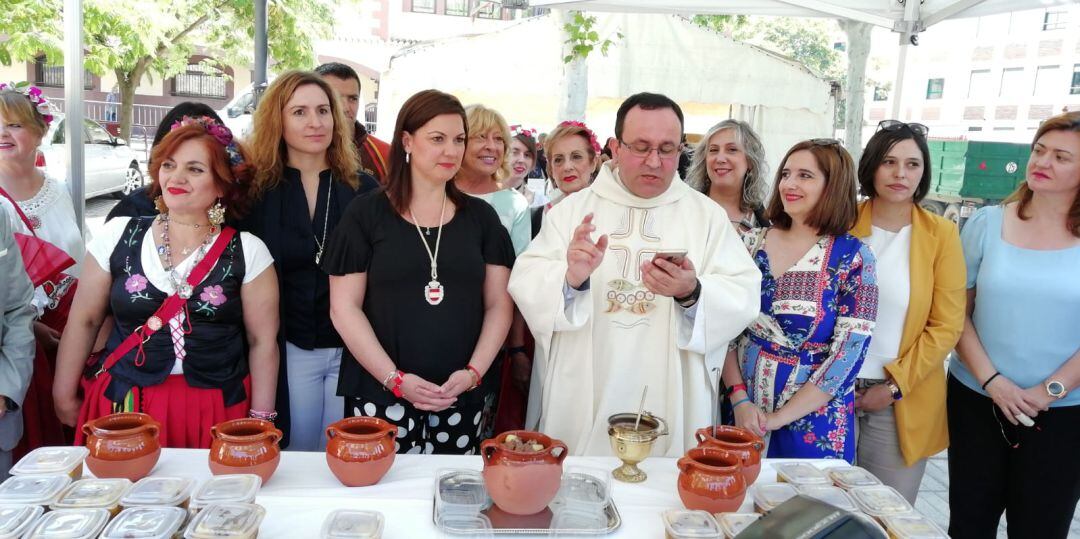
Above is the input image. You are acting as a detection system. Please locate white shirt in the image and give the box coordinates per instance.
[87,217,274,374]
[859,224,912,379]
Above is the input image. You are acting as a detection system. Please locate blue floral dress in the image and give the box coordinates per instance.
[737,229,878,462]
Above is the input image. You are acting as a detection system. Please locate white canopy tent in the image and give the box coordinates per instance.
[377,13,835,173]
[529,0,1074,120]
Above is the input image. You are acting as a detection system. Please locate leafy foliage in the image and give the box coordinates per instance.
[562,11,622,64]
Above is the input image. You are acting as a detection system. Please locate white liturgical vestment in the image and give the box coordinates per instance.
[509,166,761,456]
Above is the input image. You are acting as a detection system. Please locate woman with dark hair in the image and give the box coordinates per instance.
[948,111,1080,538]
[507,125,546,210]
[53,117,279,448]
[850,120,965,503]
[685,120,770,237]
[722,139,878,462]
[240,70,379,451]
[322,89,514,455]
[107,102,222,222]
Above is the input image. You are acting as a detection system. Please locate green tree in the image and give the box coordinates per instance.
[690,14,749,37]
[746,17,844,80]
[0,0,337,140]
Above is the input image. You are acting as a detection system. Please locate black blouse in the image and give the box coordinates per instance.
[321,191,514,405]
[241,167,379,350]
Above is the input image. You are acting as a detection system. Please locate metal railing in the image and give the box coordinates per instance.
[48,98,173,160]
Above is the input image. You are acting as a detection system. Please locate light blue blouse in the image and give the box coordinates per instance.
[952,205,1080,407]
[472,188,531,256]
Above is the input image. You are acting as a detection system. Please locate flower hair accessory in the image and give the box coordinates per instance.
[171,115,245,171]
[510,124,538,140]
[558,120,601,154]
[0,81,54,126]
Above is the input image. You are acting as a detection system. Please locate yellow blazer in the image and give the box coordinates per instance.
[852,201,966,465]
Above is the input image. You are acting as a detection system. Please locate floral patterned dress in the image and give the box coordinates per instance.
[737,228,878,462]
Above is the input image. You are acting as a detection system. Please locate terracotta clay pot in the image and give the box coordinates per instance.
[325,416,397,487]
[82,412,162,481]
[677,446,748,513]
[481,430,568,515]
[694,425,765,484]
[208,418,283,483]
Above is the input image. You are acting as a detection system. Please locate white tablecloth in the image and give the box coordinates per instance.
[135,449,850,538]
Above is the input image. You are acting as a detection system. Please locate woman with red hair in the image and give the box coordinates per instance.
[53,117,280,448]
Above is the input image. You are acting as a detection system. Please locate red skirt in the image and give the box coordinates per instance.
[12,343,68,461]
[76,372,250,448]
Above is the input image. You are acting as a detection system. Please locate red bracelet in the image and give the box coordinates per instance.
[728,383,748,397]
[465,365,482,389]
[389,371,405,398]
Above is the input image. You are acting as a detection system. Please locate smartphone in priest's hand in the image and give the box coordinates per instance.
[653,250,688,266]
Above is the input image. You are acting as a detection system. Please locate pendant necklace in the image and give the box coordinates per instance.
[408,191,447,306]
[313,174,333,264]
[159,213,215,299]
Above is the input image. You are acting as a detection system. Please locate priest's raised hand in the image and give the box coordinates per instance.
[565,213,608,289]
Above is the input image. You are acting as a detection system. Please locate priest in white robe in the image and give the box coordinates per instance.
[509,93,761,456]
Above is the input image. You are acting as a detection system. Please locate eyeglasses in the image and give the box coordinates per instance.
[990,404,1041,449]
[877,120,929,137]
[810,138,843,147]
[619,140,680,160]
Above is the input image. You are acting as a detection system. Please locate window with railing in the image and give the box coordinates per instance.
[926,78,945,100]
[171,63,227,99]
[33,56,93,89]
[411,0,435,13]
[446,0,469,16]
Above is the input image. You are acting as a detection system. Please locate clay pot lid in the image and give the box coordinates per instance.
[10,447,88,476]
[101,506,187,539]
[0,504,45,537]
[121,477,195,507]
[0,474,72,505]
[184,502,266,539]
[321,509,384,538]
[23,508,110,539]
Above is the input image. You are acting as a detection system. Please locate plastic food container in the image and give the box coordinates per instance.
[750,483,798,514]
[189,475,261,512]
[435,513,493,537]
[774,462,830,486]
[183,502,265,539]
[101,506,188,539]
[22,508,110,539]
[881,514,949,538]
[662,509,722,539]
[10,447,89,480]
[50,478,131,516]
[0,475,71,506]
[320,509,384,539]
[715,513,761,538]
[555,466,611,511]
[0,504,45,539]
[121,477,196,509]
[797,485,858,512]
[849,486,915,520]
[435,469,489,515]
[828,466,882,490]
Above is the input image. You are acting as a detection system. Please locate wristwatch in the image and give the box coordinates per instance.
[675,279,702,308]
[1046,379,1068,400]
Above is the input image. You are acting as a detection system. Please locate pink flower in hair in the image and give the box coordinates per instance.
[558,120,602,153]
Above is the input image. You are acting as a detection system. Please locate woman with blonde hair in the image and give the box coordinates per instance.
[454,104,531,256]
[240,70,379,451]
[685,120,770,236]
[543,121,601,209]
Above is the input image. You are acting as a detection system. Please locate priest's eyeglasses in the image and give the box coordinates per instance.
[619,140,680,160]
[877,120,930,137]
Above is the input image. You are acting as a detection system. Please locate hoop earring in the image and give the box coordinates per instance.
[207,199,226,227]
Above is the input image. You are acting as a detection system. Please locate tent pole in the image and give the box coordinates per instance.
[891,42,909,120]
[254,0,269,107]
[65,0,85,232]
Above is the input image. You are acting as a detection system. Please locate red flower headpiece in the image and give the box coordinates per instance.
[558,120,601,154]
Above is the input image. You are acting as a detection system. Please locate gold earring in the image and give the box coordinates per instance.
[207,199,226,227]
[154,196,168,214]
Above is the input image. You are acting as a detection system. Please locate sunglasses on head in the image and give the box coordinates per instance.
[809,138,843,147]
[877,120,929,137]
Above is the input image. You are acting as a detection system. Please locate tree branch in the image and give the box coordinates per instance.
[155,0,230,57]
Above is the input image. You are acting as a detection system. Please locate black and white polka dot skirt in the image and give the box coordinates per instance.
[344,392,496,455]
